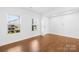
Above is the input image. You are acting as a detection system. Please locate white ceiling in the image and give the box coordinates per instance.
[27,7,58,14]
[26,7,79,17]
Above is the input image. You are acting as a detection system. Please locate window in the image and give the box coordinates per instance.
[32,18,38,31]
[8,14,20,34]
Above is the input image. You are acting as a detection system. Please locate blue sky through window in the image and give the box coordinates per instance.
[8,15,20,23]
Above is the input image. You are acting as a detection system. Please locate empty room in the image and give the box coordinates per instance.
[0,7,79,52]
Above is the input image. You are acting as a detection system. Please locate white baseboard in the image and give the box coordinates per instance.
[50,33,79,39]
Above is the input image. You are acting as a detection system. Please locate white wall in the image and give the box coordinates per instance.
[0,7,41,46]
[50,11,79,39]
[41,17,50,35]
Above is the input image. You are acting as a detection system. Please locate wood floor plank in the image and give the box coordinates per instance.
[0,34,79,52]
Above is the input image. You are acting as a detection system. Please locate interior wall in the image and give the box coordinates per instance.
[0,7,41,46]
[50,11,79,39]
[41,17,50,35]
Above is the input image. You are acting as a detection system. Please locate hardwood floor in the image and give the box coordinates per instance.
[0,34,79,52]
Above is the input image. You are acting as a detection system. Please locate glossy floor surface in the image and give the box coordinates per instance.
[0,34,79,52]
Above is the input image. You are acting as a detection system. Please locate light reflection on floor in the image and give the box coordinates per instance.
[7,45,22,52]
[30,39,40,52]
